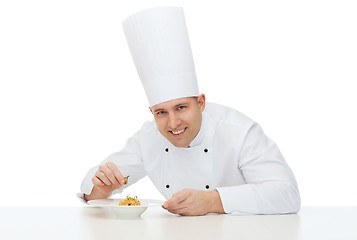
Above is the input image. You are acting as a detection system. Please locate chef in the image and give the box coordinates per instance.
[80,6,301,216]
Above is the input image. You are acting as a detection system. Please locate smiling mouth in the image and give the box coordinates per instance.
[170,128,187,136]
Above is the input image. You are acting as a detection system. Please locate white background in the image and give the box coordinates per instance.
[0,0,356,206]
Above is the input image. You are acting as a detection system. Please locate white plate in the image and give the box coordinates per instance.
[87,198,164,218]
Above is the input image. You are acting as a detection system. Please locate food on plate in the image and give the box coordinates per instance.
[119,195,141,206]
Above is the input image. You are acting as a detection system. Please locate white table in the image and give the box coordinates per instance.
[0,206,356,240]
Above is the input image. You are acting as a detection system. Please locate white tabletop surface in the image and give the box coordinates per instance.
[0,206,356,240]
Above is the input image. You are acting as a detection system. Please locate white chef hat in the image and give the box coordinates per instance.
[122,6,199,107]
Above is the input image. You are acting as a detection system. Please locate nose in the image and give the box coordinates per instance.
[168,112,181,130]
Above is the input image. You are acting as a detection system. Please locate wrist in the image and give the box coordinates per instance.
[208,190,225,214]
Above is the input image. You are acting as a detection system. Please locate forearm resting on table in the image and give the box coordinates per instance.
[84,187,111,201]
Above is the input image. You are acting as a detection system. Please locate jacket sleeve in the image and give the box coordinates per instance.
[216,123,301,215]
[79,131,147,200]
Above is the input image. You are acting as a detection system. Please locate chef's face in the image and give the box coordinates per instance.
[150,94,206,148]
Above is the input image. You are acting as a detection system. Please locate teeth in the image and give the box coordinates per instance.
[172,129,185,135]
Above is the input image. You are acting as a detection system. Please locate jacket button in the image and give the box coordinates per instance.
[206,185,209,189]
[204,148,208,153]
[165,148,169,152]
[166,185,170,188]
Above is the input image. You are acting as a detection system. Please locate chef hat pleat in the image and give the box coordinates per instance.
[122,6,199,107]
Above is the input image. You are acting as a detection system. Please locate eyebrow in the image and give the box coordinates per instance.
[154,102,191,113]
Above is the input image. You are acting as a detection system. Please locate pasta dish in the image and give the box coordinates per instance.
[119,195,141,206]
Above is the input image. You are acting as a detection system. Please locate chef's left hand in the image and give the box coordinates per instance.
[162,189,225,216]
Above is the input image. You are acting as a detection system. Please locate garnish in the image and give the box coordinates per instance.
[124,175,129,185]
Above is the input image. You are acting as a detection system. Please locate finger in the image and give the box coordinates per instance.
[99,165,119,185]
[164,190,190,208]
[95,171,111,185]
[166,205,190,215]
[166,203,198,216]
[106,162,125,185]
[166,205,185,213]
[92,176,104,186]
[164,198,186,211]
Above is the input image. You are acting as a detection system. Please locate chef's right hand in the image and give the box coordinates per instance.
[91,162,126,195]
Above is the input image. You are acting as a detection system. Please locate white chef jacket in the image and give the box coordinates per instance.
[80,102,300,215]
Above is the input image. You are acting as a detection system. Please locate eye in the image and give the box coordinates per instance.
[156,111,166,116]
[177,106,186,110]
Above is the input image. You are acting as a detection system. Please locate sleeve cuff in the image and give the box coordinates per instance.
[216,185,259,215]
[76,193,89,204]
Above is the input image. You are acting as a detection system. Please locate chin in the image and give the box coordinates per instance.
[171,141,189,148]
[174,144,187,148]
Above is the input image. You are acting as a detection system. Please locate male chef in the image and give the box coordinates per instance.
[80,6,301,216]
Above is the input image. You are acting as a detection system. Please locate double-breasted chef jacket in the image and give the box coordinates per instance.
[80,102,301,214]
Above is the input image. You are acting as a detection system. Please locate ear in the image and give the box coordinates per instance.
[149,106,153,114]
[197,94,206,112]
